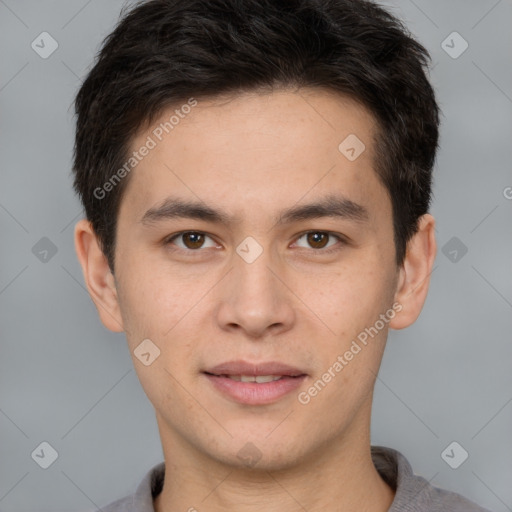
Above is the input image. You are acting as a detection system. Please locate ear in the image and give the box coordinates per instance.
[389,213,437,330]
[74,218,124,333]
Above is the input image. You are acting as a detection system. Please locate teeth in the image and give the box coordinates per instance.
[227,375,283,383]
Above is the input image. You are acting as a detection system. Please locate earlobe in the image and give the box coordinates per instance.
[389,214,437,330]
[74,219,124,333]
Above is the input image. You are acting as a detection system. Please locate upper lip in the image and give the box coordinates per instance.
[204,360,306,377]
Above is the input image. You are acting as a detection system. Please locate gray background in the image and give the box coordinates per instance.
[1,0,511,510]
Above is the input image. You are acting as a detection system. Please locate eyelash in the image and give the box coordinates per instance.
[163,230,347,256]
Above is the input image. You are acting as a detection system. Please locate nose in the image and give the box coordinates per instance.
[215,242,296,339]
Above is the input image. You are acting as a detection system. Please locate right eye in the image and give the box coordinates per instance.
[164,231,219,252]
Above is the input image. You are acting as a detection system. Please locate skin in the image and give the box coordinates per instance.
[75,87,436,512]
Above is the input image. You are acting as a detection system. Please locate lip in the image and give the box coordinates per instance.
[204,360,306,377]
[203,360,308,405]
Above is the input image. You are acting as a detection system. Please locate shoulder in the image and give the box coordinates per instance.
[371,445,493,512]
[428,485,493,512]
[101,495,133,512]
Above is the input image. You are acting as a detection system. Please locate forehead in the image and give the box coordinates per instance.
[119,88,389,226]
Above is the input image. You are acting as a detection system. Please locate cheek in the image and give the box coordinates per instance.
[295,346,379,440]
[295,262,384,334]
[295,260,393,376]
[118,275,204,386]
[117,262,195,340]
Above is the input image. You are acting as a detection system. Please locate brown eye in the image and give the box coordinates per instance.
[306,232,329,249]
[294,231,344,253]
[181,232,205,249]
[166,231,217,251]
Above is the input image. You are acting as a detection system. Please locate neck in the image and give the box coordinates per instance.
[153,412,395,512]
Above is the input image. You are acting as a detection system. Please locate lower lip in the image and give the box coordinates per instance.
[203,373,307,405]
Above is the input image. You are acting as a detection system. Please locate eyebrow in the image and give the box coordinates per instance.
[140,193,370,227]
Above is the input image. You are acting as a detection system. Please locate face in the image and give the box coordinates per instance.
[76,88,434,472]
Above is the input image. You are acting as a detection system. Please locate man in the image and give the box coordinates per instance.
[72,0,491,510]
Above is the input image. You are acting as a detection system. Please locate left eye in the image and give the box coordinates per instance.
[294,231,342,251]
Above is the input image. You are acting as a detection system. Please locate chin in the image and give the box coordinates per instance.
[205,435,311,473]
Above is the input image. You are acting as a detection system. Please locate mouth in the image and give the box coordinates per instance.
[202,360,308,405]
[205,374,299,383]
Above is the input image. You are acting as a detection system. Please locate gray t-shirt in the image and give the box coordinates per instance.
[102,445,492,511]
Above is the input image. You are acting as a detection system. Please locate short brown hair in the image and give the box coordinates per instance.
[72,0,440,272]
